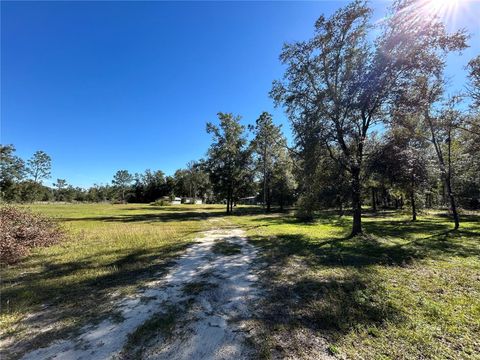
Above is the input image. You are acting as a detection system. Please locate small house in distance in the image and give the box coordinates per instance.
[171,197,182,205]
[182,197,203,204]
[238,196,257,205]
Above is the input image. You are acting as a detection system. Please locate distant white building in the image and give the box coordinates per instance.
[171,197,182,205]
[238,196,257,205]
[182,197,203,204]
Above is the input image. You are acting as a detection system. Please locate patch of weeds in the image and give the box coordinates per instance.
[212,241,242,256]
[242,320,272,360]
[109,310,126,324]
[122,304,180,359]
[0,313,23,339]
[182,280,217,296]
[139,295,157,304]
[327,344,339,355]
[367,325,381,338]
[199,269,216,279]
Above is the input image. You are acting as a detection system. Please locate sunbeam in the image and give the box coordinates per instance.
[376,0,470,30]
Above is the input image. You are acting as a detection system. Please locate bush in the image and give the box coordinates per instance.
[295,194,318,221]
[151,199,171,206]
[0,206,65,264]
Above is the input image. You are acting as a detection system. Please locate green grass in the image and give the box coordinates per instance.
[0,203,225,357]
[2,204,479,359]
[182,280,218,296]
[122,304,181,359]
[228,210,480,359]
[211,241,243,255]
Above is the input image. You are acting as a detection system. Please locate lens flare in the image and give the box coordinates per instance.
[376,0,469,30]
[423,0,460,25]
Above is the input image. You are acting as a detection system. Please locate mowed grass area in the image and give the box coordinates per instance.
[229,210,480,359]
[0,203,225,355]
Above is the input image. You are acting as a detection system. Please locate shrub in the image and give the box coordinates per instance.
[0,206,65,264]
[295,194,318,221]
[151,199,171,206]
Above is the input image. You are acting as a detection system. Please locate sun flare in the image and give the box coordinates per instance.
[379,0,469,30]
[426,0,460,19]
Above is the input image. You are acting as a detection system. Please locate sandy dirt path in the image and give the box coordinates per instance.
[21,224,260,360]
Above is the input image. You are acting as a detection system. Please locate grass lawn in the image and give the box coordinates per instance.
[1,204,479,359]
[228,209,480,359]
[0,203,225,357]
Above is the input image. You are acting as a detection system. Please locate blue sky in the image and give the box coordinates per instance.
[2,1,479,188]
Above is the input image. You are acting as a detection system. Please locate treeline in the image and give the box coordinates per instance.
[0,122,296,208]
[0,148,211,204]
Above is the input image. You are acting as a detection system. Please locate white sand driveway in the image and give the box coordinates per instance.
[22,225,260,360]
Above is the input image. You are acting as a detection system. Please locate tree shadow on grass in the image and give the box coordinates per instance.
[250,232,423,270]
[3,242,189,306]
[436,212,480,222]
[250,219,479,271]
[0,241,191,359]
[261,270,403,338]
[60,206,267,223]
[364,218,450,239]
[60,211,224,223]
[252,246,406,357]
[121,205,225,212]
[248,212,351,228]
[247,212,480,357]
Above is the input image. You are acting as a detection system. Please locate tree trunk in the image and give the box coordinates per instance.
[226,184,232,214]
[445,176,459,230]
[371,188,377,212]
[279,189,284,212]
[263,174,267,212]
[411,191,417,221]
[442,182,448,207]
[411,174,417,221]
[263,144,267,212]
[446,132,459,230]
[337,195,344,217]
[351,167,362,236]
[266,186,271,212]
